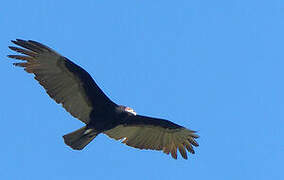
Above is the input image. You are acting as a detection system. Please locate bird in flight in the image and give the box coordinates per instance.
[8,39,199,159]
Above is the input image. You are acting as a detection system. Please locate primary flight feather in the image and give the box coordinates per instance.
[8,39,199,159]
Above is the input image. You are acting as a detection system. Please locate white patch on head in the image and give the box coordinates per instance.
[125,107,137,115]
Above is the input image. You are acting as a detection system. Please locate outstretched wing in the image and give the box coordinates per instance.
[104,115,199,159]
[8,39,117,124]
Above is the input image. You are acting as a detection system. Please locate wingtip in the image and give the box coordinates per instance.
[191,130,200,139]
[181,153,188,159]
[11,39,27,45]
[171,151,178,159]
[8,46,16,50]
[194,134,200,139]
[13,62,21,67]
[15,38,25,42]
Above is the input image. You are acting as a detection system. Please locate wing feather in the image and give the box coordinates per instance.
[170,137,178,159]
[104,115,199,159]
[162,132,171,154]
[178,144,187,159]
[8,39,116,124]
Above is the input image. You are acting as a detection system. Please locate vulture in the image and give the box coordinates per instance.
[7,39,199,160]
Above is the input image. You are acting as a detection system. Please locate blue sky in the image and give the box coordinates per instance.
[1,0,283,179]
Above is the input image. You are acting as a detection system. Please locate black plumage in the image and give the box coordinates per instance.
[8,39,199,159]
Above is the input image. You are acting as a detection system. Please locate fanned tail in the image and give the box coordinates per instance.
[63,126,98,150]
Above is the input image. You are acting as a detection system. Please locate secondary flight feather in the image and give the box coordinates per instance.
[8,39,199,159]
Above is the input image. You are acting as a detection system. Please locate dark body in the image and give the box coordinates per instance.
[8,39,199,159]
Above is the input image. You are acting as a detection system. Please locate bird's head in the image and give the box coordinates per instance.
[125,106,137,115]
[119,105,137,115]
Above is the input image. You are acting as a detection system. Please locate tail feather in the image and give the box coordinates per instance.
[63,126,98,150]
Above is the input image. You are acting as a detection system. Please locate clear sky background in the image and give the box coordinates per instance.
[1,0,283,179]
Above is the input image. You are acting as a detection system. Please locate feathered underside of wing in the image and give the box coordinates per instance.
[104,115,199,159]
[8,39,116,124]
